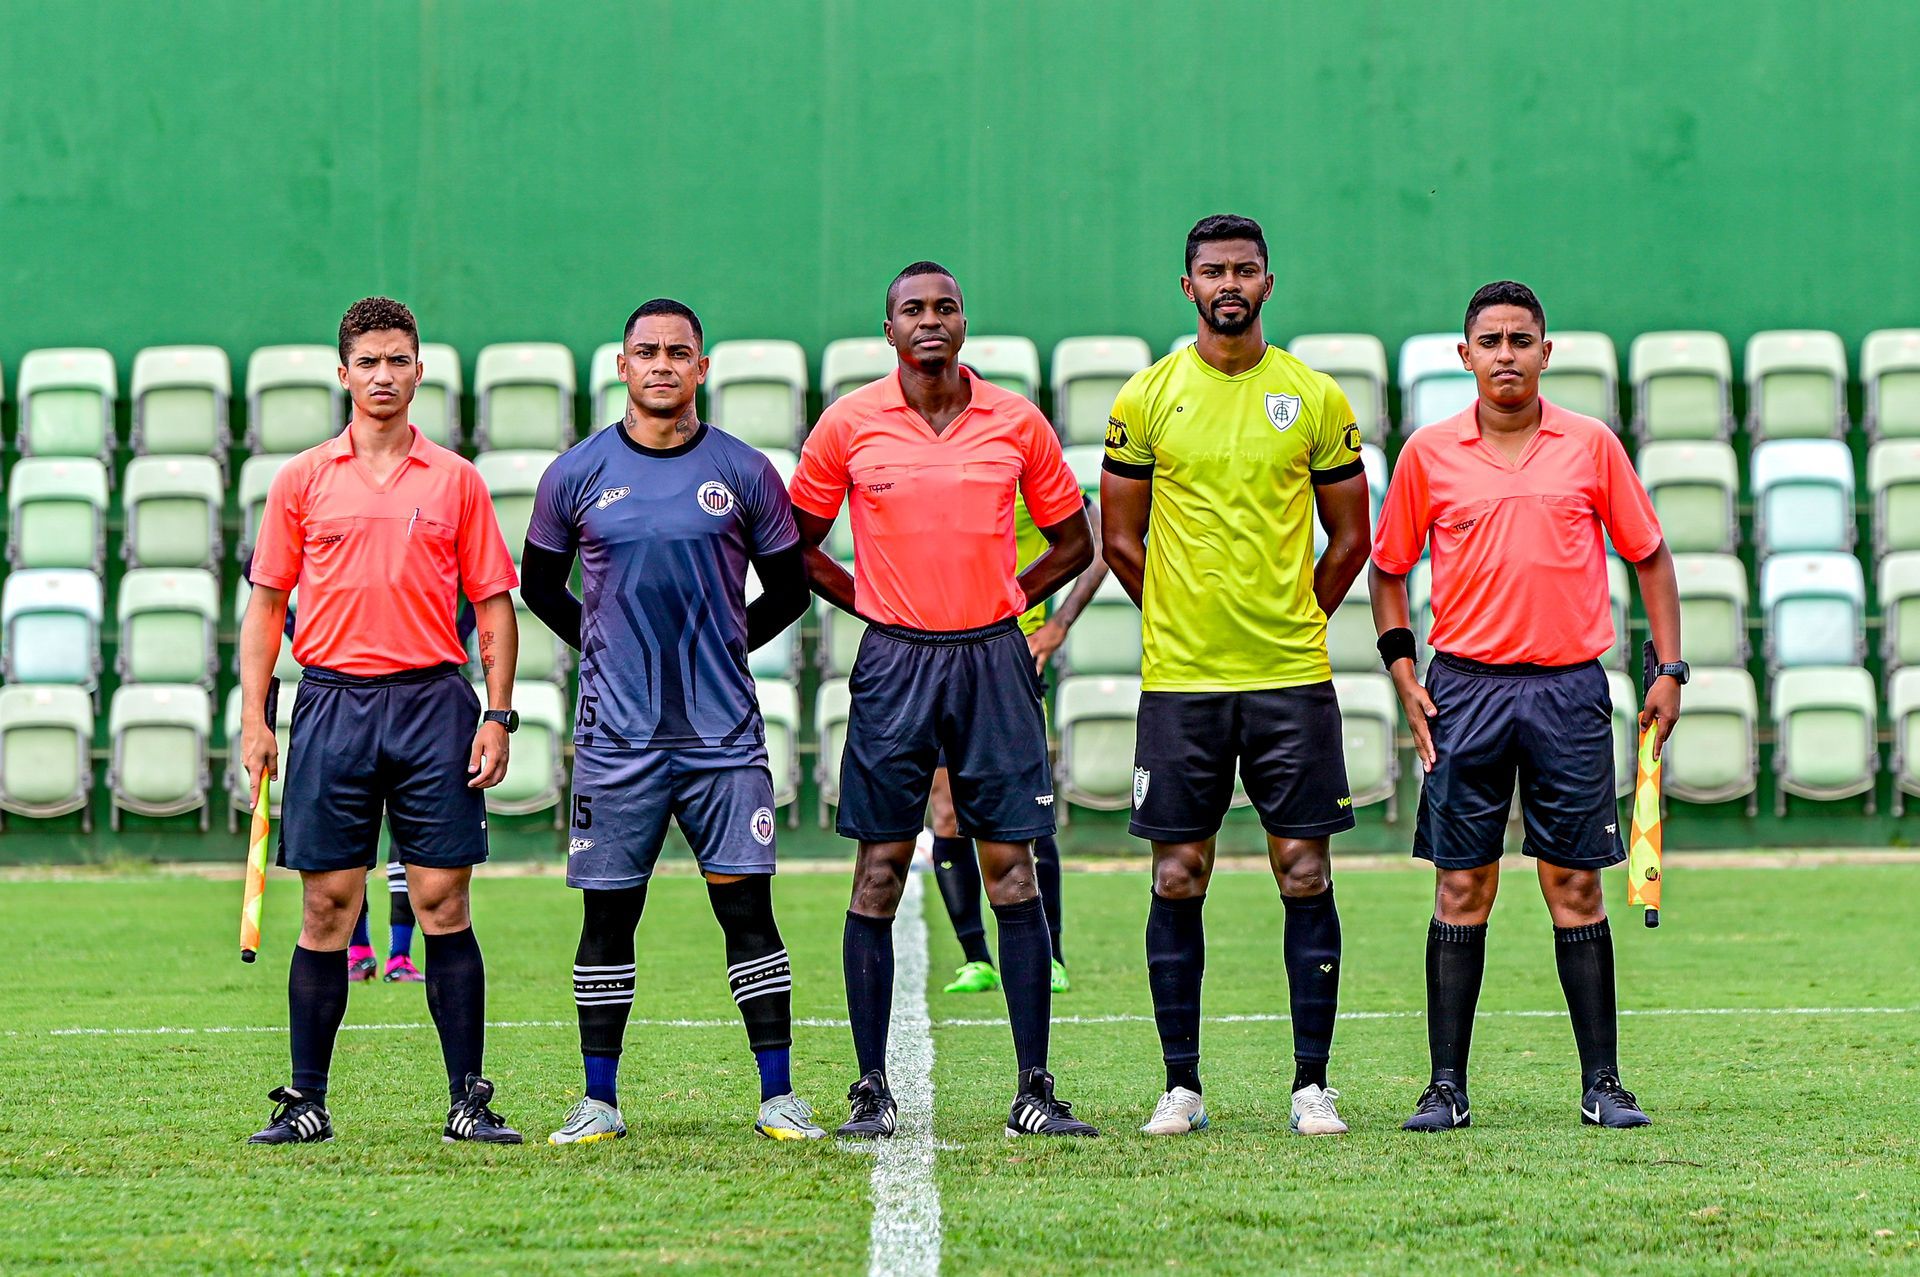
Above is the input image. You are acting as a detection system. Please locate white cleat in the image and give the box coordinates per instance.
[756,1092,828,1141]
[1290,1084,1348,1136]
[1140,1086,1208,1135]
[548,1097,627,1146]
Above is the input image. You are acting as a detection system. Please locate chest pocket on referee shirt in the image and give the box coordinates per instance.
[305,515,457,588]
[857,461,1017,537]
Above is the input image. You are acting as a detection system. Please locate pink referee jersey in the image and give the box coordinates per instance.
[1371,399,1663,666]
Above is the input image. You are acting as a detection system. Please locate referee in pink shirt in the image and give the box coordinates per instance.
[790,262,1097,1138]
[1371,281,1684,1134]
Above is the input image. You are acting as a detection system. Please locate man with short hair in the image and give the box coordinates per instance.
[1370,279,1682,1132]
[520,298,821,1143]
[791,261,1099,1137]
[1102,214,1372,1138]
[243,296,522,1144]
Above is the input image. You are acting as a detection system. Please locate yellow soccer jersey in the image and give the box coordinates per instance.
[1011,469,1097,636]
[1103,343,1361,691]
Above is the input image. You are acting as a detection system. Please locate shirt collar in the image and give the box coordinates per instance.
[326,424,431,465]
[880,365,983,413]
[1450,397,1565,442]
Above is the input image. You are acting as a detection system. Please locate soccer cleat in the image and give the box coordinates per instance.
[835,1070,897,1139]
[548,1097,626,1146]
[1401,1080,1471,1132]
[943,961,1001,994]
[1290,1084,1348,1136]
[1050,959,1071,994]
[1139,1086,1208,1136]
[755,1092,828,1141]
[382,955,424,983]
[348,954,377,983]
[1007,1067,1099,1137]
[1581,1073,1651,1128]
[443,1075,523,1144]
[248,1086,333,1144]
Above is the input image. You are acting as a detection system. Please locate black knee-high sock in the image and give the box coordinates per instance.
[423,927,486,1102]
[1427,918,1488,1088]
[931,836,991,966]
[1033,835,1064,964]
[1146,892,1205,1093]
[1555,919,1618,1090]
[575,886,647,1105]
[843,911,895,1079]
[288,945,349,1098]
[1282,887,1341,1090]
[992,897,1052,1074]
[710,877,794,1101]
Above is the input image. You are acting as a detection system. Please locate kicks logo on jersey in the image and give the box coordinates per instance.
[1133,768,1151,808]
[696,481,737,517]
[1265,392,1303,432]
[1336,795,1353,808]
[751,807,776,846]
[568,837,594,854]
[595,486,631,510]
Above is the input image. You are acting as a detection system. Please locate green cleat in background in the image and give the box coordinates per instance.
[943,961,1000,993]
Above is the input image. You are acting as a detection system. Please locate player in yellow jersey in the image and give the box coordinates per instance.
[1102,215,1372,1138]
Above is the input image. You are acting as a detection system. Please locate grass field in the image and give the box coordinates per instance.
[2,860,1917,1275]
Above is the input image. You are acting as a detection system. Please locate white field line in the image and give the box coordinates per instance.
[866,871,941,1277]
[13,1004,1915,1040]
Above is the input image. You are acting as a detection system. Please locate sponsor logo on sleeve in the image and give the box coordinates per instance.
[1105,417,1129,449]
[1265,392,1303,432]
[696,481,737,517]
[595,486,631,510]
[751,807,776,846]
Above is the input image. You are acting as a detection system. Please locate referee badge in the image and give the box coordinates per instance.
[1133,767,1151,808]
[1265,393,1303,432]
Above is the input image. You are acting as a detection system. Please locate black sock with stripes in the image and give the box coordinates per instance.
[992,896,1053,1074]
[1427,918,1488,1088]
[843,911,895,1079]
[1282,886,1341,1091]
[423,927,486,1103]
[1033,835,1065,964]
[931,837,992,966]
[288,944,349,1100]
[387,862,415,957]
[1555,919,1619,1090]
[575,886,646,1105]
[709,876,793,1101]
[1146,892,1205,1093]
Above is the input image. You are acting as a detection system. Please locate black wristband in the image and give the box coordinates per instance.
[1377,627,1417,670]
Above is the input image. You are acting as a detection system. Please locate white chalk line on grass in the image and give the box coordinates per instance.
[865,869,941,1277]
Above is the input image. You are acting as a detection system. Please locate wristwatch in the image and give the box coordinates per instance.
[482,709,520,733]
[1652,661,1690,686]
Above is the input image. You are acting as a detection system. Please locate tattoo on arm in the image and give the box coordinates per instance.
[479,629,496,675]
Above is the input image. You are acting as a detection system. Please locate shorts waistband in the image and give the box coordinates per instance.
[868,617,1020,646]
[1433,653,1598,678]
[299,662,466,688]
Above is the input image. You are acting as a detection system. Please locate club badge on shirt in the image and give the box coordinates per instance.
[1265,393,1303,432]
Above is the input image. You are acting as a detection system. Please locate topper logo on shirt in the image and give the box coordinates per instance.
[595,486,631,510]
[696,481,736,517]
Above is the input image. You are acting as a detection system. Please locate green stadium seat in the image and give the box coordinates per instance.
[758,446,798,487]
[131,345,230,461]
[1606,669,1637,800]
[107,683,212,830]
[1673,553,1750,667]
[1661,665,1757,810]
[1288,333,1390,446]
[246,345,343,453]
[758,677,801,811]
[745,568,798,678]
[1408,561,1435,674]
[223,683,296,827]
[1054,674,1141,812]
[483,680,566,820]
[413,342,463,448]
[1398,334,1476,432]
[1629,331,1732,441]
[1761,552,1865,672]
[959,336,1041,401]
[814,677,852,825]
[1310,443,1389,558]
[118,568,218,689]
[589,342,625,427]
[1751,440,1854,558]
[1168,333,1198,355]
[1867,440,1920,559]
[1603,557,1631,670]
[1334,672,1399,814]
[122,455,223,570]
[236,453,294,559]
[0,684,93,828]
[1326,572,1376,674]
[232,579,304,683]
[1636,441,1738,554]
[1771,665,1877,815]
[6,458,109,571]
[1061,573,1141,677]
[1862,328,1920,439]
[1886,668,1920,815]
[1745,329,1847,441]
[821,338,894,405]
[474,450,558,563]
[17,348,116,463]
[1063,444,1103,494]
[474,343,574,452]
[816,597,866,679]
[1052,337,1151,445]
[2,570,102,690]
[1538,331,1620,429]
[707,340,808,449]
[1876,552,1920,670]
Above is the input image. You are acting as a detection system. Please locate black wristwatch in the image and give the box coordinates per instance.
[482,709,520,733]
[1652,661,1690,686]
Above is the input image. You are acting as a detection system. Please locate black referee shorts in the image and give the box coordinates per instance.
[1413,653,1625,872]
[279,664,489,873]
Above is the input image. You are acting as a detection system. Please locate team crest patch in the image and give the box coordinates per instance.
[1133,768,1151,808]
[696,481,737,517]
[595,486,630,510]
[1265,393,1303,432]
[751,807,776,846]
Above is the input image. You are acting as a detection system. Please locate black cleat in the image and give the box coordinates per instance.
[1581,1073,1651,1128]
[1401,1080,1471,1132]
[444,1074,523,1144]
[348,955,378,983]
[835,1070,898,1139]
[248,1086,333,1144]
[1007,1067,1098,1137]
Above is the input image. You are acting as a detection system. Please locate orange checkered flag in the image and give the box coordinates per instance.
[1626,722,1663,928]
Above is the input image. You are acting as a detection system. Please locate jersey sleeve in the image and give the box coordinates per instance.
[525,456,579,555]
[456,465,520,602]
[1018,409,1086,527]
[788,406,851,520]
[743,450,802,556]
[1101,373,1155,479]
[1593,428,1664,562]
[249,458,308,590]
[1370,438,1431,575]
[1309,376,1365,484]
